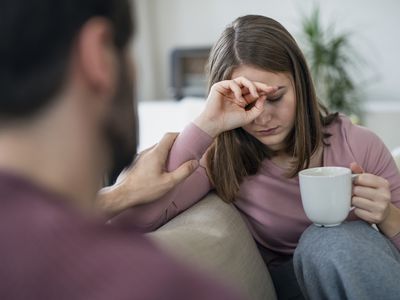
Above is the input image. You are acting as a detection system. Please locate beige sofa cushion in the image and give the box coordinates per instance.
[148,193,277,300]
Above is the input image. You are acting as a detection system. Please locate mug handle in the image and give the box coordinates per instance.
[351,174,359,182]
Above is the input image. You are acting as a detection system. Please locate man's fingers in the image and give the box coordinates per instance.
[154,132,179,159]
[132,144,157,164]
[168,160,199,187]
[115,167,130,184]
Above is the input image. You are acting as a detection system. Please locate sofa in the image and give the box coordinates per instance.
[147,151,400,300]
[148,192,277,300]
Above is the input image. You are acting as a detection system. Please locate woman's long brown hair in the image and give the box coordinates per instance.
[206,15,338,203]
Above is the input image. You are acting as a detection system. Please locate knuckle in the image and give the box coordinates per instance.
[376,203,385,213]
[377,190,390,203]
[382,179,390,188]
[382,193,391,203]
[375,214,383,223]
[373,190,381,200]
[184,163,196,177]
[210,83,219,91]
[185,163,196,175]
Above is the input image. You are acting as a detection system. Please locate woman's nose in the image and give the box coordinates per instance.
[254,109,272,125]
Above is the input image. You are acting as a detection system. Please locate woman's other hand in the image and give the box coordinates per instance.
[350,162,400,238]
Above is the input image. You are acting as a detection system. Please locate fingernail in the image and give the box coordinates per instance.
[192,160,199,169]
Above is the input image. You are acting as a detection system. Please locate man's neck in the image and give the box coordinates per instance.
[0,108,104,213]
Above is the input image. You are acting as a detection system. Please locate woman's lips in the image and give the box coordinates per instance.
[257,126,279,136]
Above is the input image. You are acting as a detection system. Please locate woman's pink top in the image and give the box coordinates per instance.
[112,115,400,255]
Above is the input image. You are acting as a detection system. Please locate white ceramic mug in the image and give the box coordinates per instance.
[299,166,357,227]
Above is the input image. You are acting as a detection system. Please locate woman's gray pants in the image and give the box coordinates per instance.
[293,221,400,300]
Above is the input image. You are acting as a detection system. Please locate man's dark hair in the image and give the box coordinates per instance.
[0,0,134,120]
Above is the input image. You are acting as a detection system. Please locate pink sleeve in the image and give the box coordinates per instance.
[109,123,214,232]
[350,124,400,250]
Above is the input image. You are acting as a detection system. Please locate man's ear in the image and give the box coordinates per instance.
[74,17,117,97]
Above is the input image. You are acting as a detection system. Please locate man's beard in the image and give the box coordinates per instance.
[103,57,138,184]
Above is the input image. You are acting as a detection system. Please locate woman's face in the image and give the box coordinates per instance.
[231,65,296,151]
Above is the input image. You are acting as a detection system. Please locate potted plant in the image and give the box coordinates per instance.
[300,8,364,122]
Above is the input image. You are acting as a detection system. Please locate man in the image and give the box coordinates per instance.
[0,0,241,299]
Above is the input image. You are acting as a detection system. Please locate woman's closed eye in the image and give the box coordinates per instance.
[245,94,283,110]
[268,95,283,102]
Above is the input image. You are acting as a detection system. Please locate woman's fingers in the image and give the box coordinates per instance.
[353,185,391,203]
[353,207,378,224]
[354,173,390,189]
[253,81,278,95]
[245,95,267,121]
[214,80,246,106]
[233,77,259,99]
[212,77,278,110]
[353,204,389,224]
[228,81,246,104]
[352,196,374,212]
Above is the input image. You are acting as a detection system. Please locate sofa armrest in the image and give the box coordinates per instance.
[147,192,277,300]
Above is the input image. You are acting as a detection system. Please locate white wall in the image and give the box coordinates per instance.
[362,102,400,151]
[134,0,400,104]
[137,99,400,152]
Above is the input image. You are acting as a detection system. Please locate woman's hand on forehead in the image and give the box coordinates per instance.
[193,77,279,137]
[232,76,278,105]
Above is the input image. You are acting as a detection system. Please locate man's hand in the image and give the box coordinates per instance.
[97,133,199,218]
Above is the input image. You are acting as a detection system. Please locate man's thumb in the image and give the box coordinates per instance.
[170,160,199,185]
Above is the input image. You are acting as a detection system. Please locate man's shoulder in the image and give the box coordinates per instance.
[0,177,239,300]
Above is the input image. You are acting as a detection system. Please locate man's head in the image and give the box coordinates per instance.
[0,0,137,189]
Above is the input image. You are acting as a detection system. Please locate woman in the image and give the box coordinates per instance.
[113,15,400,299]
